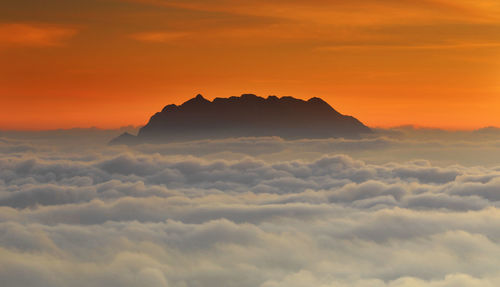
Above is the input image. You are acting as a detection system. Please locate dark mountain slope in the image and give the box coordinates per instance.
[111,94,371,144]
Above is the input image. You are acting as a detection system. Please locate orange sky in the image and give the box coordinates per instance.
[1,0,500,130]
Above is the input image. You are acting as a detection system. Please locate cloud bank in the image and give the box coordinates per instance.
[1,129,500,286]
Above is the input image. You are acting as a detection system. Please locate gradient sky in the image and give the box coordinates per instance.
[1,0,500,130]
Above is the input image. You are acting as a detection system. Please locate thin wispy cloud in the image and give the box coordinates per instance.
[316,42,500,51]
[126,0,500,25]
[0,23,78,47]
[129,31,189,43]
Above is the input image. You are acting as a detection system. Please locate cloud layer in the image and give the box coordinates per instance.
[2,129,500,286]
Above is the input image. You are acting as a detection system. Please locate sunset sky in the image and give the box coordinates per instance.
[1,0,500,130]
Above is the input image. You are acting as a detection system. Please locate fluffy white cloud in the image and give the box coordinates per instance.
[2,129,500,286]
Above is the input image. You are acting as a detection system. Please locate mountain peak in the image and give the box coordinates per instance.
[111,94,371,144]
[241,93,259,99]
[181,94,210,107]
[307,97,327,104]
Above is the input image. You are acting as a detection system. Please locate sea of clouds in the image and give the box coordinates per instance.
[2,127,500,286]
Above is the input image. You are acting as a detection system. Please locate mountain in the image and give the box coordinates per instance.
[110,94,371,144]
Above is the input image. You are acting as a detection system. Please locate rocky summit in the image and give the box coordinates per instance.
[110,94,371,144]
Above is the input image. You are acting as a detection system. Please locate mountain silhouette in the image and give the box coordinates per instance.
[110,94,371,144]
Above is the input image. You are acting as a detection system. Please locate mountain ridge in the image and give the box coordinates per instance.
[110,94,371,144]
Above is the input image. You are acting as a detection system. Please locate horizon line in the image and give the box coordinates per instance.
[1,124,499,133]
